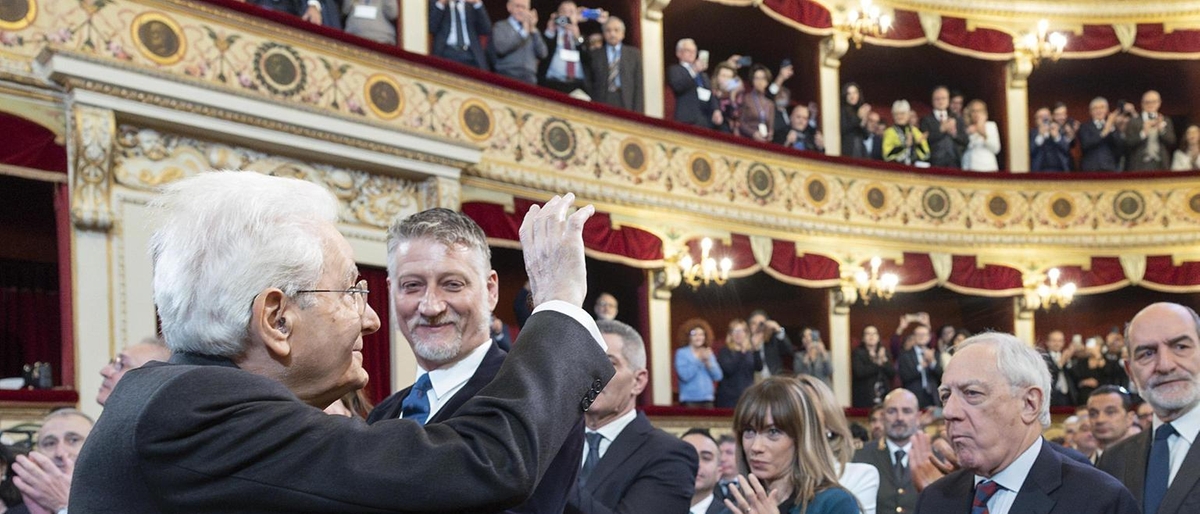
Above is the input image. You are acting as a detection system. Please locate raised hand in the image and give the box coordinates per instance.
[723,474,781,514]
[518,194,595,308]
[13,452,72,512]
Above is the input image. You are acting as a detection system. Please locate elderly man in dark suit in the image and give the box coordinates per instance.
[896,322,941,409]
[917,333,1138,514]
[429,0,492,70]
[1099,303,1200,514]
[68,173,614,513]
[918,86,967,169]
[667,38,716,128]
[1079,97,1124,172]
[565,319,698,514]
[368,207,584,514]
[1125,90,1177,171]
[585,17,643,113]
[853,388,921,514]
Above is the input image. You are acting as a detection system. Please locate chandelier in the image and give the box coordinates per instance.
[1018,19,1067,66]
[1025,268,1076,310]
[678,238,732,288]
[853,256,899,305]
[840,0,893,49]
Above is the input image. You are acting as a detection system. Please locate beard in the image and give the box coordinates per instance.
[408,312,466,364]
[1142,373,1200,413]
[886,422,917,442]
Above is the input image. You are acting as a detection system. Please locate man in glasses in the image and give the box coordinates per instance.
[95,336,170,406]
[71,172,614,512]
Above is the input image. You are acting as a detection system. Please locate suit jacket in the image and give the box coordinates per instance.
[851,345,895,408]
[897,346,942,409]
[368,342,583,514]
[1078,119,1123,172]
[862,132,885,160]
[853,440,918,514]
[249,0,305,17]
[1099,425,1200,514]
[565,411,698,514]
[715,348,762,408]
[70,311,613,513]
[489,18,547,84]
[1125,115,1178,171]
[585,45,644,113]
[1042,352,1078,407]
[1030,129,1073,171]
[667,63,716,128]
[842,105,870,159]
[772,107,790,145]
[918,441,1139,514]
[919,113,968,168]
[428,0,491,68]
[762,331,795,376]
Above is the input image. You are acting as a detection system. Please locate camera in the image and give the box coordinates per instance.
[555,15,570,26]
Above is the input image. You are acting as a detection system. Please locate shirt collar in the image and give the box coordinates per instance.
[975,436,1043,490]
[1152,403,1200,445]
[885,438,913,457]
[592,408,638,442]
[417,339,492,401]
[507,16,522,30]
[691,493,715,514]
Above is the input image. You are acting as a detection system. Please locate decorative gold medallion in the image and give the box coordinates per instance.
[619,138,648,175]
[688,153,714,187]
[747,164,775,201]
[1047,193,1075,222]
[458,99,493,142]
[363,74,404,120]
[804,175,829,208]
[922,187,951,219]
[541,118,576,161]
[1112,190,1144,222]
[0,0,36,31]
[862,182,888,214]
[254,42,306,97]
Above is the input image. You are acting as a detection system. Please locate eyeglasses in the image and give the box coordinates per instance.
[296,279,370,315]
[106,356,128,373]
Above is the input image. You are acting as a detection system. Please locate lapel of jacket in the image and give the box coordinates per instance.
[1008,442,1059,514]
[1118,430,1152,503]
[1160,431,1200,514]
[867,443,903,490]
[586,411,652,487]
[429,342,506,424]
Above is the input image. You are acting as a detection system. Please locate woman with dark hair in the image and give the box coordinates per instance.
[840,83,870,158]
[851,325,893,408]
[724,377,858,514]
[738,65,776,142]
[716,319,763,409]
[675,318,723,408]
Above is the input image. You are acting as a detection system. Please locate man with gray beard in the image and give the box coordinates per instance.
[853,388,921,514]
[368,208,587,514]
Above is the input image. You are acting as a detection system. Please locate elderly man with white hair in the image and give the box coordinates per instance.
[916,332,1138,514]
[69,171,614,512]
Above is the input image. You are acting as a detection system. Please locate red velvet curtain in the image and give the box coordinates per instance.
[0,260,62,383]
[0,113,67,172]
[462,199,664,262]
[359,265,391,404]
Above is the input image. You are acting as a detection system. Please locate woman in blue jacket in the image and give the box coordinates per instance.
[675,318,723,408]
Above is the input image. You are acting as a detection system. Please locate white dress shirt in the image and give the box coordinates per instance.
[581,408,638,464]
[973,437,1043,514]
[408,337,492,420]
[690,492,715,514]
[886,439,913,468]
[1152,403,1200,486]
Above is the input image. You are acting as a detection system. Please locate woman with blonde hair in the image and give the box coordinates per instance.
[795,375,878,514]
[724,377,859,514]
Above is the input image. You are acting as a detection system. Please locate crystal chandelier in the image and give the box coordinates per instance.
[853,256,899,305]
[678,238,732,288]
[1019,19,1067,66]
[841,0,893,49]
[1026,268,1076,310]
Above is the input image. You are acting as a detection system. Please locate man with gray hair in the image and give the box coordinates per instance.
[566,319,698,514]
[917,332,1137,514]
[70,172,614,512]
[584,16,643,113]
[95,335,171,406]
[667,38,716,128]
[1079,96,1123,171]
[11,409,93,514]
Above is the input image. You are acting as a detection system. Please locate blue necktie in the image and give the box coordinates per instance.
[579,431,603,486]
[401,373,432,425]
[971,480,1001,514]
[1145,423,1178,514]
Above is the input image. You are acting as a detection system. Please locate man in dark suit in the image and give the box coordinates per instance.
[1079,97,1124,172]
[1099,303,1200,514]
[1125,90,1177,171]
[566,320,698,514]
[1042,329,1078,407]
[368,207,584,514]
[918,86,967,169]
[429,0,491,70]
[540,1,590,94]
[682,428,726,514]
[853,389,921,514]
[69,174,614,513]
[748,309,795,377]
[896,322,941,409]
[863,111,885,160]
[585,17,642,113]
[667,38,716,128]
[917,333,1139,514]
[249,0,322,23]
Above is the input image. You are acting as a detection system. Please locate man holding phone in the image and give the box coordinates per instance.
[667,38,717,128]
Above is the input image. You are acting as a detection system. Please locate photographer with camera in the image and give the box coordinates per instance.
[540,1,607,94]
[1030,106,1072,172]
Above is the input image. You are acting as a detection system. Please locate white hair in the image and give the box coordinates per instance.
[676,38,695,52]
[149,171,338,357]
[891,99,911,113]
[1090,96,1108,109]
[597,319,646,371]
[955,332,1052,427]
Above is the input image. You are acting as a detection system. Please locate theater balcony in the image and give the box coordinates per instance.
[3,0,1200,424]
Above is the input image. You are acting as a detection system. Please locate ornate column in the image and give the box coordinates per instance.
[647,260,681,405]
[1006,54,1034,172]
[828,289,852,406]
[401,0,430,55]
[819,34,850,156]
[641,0,671,118]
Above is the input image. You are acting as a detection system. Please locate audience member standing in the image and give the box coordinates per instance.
[541,1,593,94]
[1079,97,1124,172]
[795,329,833,388]
[841,83,871,159]
[566,320,698,514]
[489,0,547,84]
[682,429,726,514]
[585,17,643,113]
[853,389,921,514]
[1171,124,1200,171]
[429,0,491,70]
[12,410,93,514]
[1030,107,1072,172]
[770,86,792,145]
[862,111,885,160]
[593,292,618,321]
[1087,385,1135,464]
[919,86,967,169]
[917,333,1138,513]
[249,0,322,23]
[1099,303,1200,514]
[1069,340,1110,404]
[342,0,398,44]
[896,320,941,409]
[1042,330,1078,407]
[675,320,723,408]
[667,39,716,128]
[785,104,825,153]
[748,310,794,377]
[961,99,1001,171]
[883,100,929,165]
[715,319,762,409]
[1126,90,1176,171]
[737,65,775,142]
[95,336,170,406]
[852,325,894,409]
[1052,102,1081,169]
[710,63,741,134]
